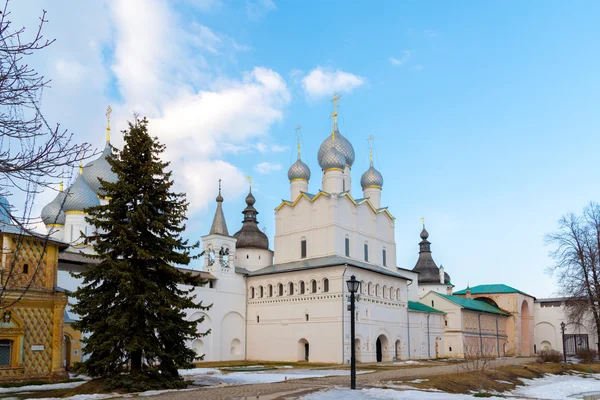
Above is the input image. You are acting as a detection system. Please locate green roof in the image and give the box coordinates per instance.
[408,301,445,314]
[454,284,533,298]
[435,293,509,316]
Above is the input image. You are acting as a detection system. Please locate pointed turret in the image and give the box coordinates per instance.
[412,223,451,285]
[233,183,269,250]
[209,179,229,236]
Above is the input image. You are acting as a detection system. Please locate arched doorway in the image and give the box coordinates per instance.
[192,339,205,361]
[376,334,389,362]
[376,338,383,362]
[520,301,531,355]
[395,340,401,360]
[298,339,309,361]
[63,335,71,369]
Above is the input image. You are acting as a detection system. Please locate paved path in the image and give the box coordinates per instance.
[151,358,537,400]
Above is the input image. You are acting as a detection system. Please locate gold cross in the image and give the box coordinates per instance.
[295,125,302,158]
[246,176,252,186]
[368,136,374,165]
[106,106,112,127]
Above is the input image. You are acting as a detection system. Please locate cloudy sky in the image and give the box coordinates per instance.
[11,0,600,297]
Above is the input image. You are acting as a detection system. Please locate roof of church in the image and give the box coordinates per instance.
[434,292,509,316]
[0,222,69,248]
[233,187,269,250]
[454,284,533,298]
[408,301,445,314]
[412,226,451,284]
[246,255,414,280]
[209,183,229,236]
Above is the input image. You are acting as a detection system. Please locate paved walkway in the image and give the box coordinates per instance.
[151,358,537,400]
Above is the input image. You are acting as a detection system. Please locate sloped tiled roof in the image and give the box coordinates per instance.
[454,284,533,298]
[408,301,445,314]
[435,292,509,316]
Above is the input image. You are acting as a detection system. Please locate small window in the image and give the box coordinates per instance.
[345,237,350,257]
[445,320,448,326]
[22,263,29,274]
[268,285,273,297]
[289,282,294,295]
[250,287,255,299]
[311,280,317,293]
[431,300,434,307]
[323,278,329,293]
[209,280,214,289]
[449,346,452,352]
[305,314,309,322]
[0,340,11,366]
[257,316,260,323]
[300,281,305,294]
[301,239,307,259]
[259,286,264,298]
[382,249,387,266]
[364,243,368,262]
[278,283,283,296]
[247,254,249,259]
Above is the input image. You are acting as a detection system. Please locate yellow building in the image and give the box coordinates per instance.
[0,207,69,381]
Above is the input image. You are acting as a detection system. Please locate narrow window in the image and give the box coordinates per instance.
[431,300,435,307]
[364,243,368,262]
[382,249,387,266]
[449,346,452,352]
[268,285,273,297]
[259,286,264,298]
[278,283,283,296]
[0,340,11,366]
[305,314,309,322]
[289,282,294,295]
[250,287,255,299]
[445,320,448,326]
[22,263,29,274]
[246,254,249,259]
[301,239,307,259]
[345,237,350,257]
[323,278,329,293]
[311,280,317,293]
[300,281,305,294]
[257,316,260,323]
[209,280,214,289]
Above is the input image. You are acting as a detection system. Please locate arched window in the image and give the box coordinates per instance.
[268,285,273,297]
[383,285,387,299]
[396,288,401,301]
[390,287,395,300]
[259,286,264,298]
[250,287,255,299]
[300,281,305,294]
[301,238,307,259]
[323,278,329,293]
[288,282,294,295]
[0,340,12,366]
[278,283,283,296]
[375,284,380,297]
[22,264,29,274]
[311,280,317,293]
[345,236,350,257]
[368,282,373,296]
[360,281,365,294]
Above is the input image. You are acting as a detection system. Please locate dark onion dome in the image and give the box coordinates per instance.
[233,187,269,250]
[288,159,311,181]
[63,167,101,212]
[83,141,118,196]
[317,128,355,168]
[319,144,346,171]
[360,166,384,189]
[412,226,451,284]
[41,185,67,225]
[0,195,10,224]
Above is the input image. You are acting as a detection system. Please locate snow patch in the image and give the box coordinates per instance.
[407,379,429,383]
[302,388,505,399]
[511,373,600,399]
[0,380,86,394]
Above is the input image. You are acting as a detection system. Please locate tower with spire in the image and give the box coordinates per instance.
[412,222,453,297]
[202,180,237,276]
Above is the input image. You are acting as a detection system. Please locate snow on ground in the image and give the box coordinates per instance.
[392,360,421,366]
[302,388,505,399]
[33,395,118,400]
[0,380,87,394]
[407,379,429,383]
[511,373,600,399]
[178,367,373,386]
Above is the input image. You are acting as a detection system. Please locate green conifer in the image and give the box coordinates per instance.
[72,116,209,391]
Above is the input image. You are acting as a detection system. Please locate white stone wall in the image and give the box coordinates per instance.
[407,311,446,359]
[235,248,273,272]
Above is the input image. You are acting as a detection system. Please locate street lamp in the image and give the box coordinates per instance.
[560,322,566,363]
[346,275,359,390]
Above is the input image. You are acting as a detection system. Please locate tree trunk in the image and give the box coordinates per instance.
[131,350,142,375]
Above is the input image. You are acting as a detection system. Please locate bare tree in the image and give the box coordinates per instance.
[0,0,94,308]
[457,343,501,391]
[546,202,600,348]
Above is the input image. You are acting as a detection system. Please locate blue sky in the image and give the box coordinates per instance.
[11,1,600,297]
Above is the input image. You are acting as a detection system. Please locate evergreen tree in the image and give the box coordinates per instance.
[72,116,208,390]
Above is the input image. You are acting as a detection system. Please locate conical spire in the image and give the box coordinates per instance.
[209,179,229,236]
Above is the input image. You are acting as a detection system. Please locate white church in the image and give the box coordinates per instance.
[42,103,597,364]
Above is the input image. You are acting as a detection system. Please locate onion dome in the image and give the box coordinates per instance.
[317,128,355,168]
[41,185,66,225]
[360,166,384,189]
[64,166,101,212]
[288,159,311,181]
[0,195,10,224]
[233,186,269,250]
[319,145,346,171]
[412,225,451,284]
[83,141,118,196]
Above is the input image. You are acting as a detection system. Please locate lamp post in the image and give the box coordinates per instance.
[560,322,566,363]
[346,275,359,390]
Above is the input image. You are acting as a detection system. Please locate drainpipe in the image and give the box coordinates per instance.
[427,313,431,358]
[407,279,413,359]
[342,265,347,364]
[478,314,483,352]
[244,274,248,361]
[496,317,500,357]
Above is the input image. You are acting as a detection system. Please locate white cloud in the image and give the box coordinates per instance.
[246,0,277,20]
[389,50,413,66]
[301,67,365,99]
[255,142,288,153]
[255,162,281,174]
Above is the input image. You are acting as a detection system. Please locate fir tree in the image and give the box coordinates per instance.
[72,116,209,390]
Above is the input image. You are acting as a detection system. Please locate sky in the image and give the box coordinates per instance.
[8,0,600,297]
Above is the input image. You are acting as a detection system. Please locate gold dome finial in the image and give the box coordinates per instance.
[105,105,112,142]
[330,92,341,142]
[368,135,374,167]
[79,161,83,175]
[295,124,302,160]
[246,176,252,188]
[59,181,63,191]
